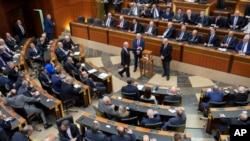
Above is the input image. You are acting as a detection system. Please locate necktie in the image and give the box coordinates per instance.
[179,32,184,40]
[233,17,238,27]
[242,43,248,52]
[226,37,231,44]
[33,48,37,54]
[19,25,25,35]
[148,27,152,33]
[60,47,67,55]
[191,36,195,41]
[106,18,110,27]
[154,9,158,18]
[163,29,169,37]
[137,40,140,46]
[120,21,123,27]
[4,45,11,52]
[134,7,138,15]
[4,51,11,57]
[208,35,214,44]
[134,24,137,32]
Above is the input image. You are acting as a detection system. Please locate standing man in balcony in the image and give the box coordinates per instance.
[113,0,123,13]
[43,14,55,41]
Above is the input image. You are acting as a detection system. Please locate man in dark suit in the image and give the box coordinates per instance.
[14,19,26,40]
[228,10,244,30]
[227,86,249,106]
[132,33,145,72]
[85,121,108,141]
[117,16,129,30]
[11,125,33,141]
[0,45,14,62]
[14,72,26,90]
[0,105,12,139]
[113,0,123,13]
[28,42,44,65]
[98,96,116,116]
[63,57,78,75]
[51,69,62,93]
[140,6,150,18]
[195,11,209,27]
[118,42,131,78]
[128,2,141,16]
[160,38,172,80]
[220,31,237,49]
[0,70,12,91]
[201,85,224,110]
[161,7,174,21]
[38,67,52,93]
[102,0,109,16]
[149,4,161,19]
[37,37,49,53]
[204,28,219,47]
[110,126,136,141]
[188,30,202,44]
[235,34,250,55]
[141,109,161,126]
[144,21,158,36]
[176,25,190,41]
[162,107,186,130]
[61,35,76,51]
[60,77,82,106]
[59,120,82,141]
[158,22,176,39]
[55,42,71,62]
[43,14,55,41]
[129,19,143,33]
[103,13,115,28]
[163,86,181,102]
[121,78,139,99]
[5,32,18,51]
[183,9,196,25]
[210,15,224,28]
[5,61,18,83]
[172,8,184,23]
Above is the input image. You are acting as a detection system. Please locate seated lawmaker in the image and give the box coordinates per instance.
[121,78,139,99]
[17,80,38,97]
[5,61,18,83]
[38,67,52,93]
[172,8,184,23]
[228,10,244,30]
[195,11,209,28]
[220,31,237,49]
[144,21,158,36]
[98,96,116,116]
[201,85,224,110]
[117,16,129,30]
[64,57,78,74]
[128,2,141,17]
[161,7,174,21]
[110,126,136,141]
[188,30,202,44]
[55,42,71,62]
[28,42,44,65]
[242,19,250,34]
[162,107,186,130]
[0,70,12,91]
[183,9,196,25]
[0,38,15,53]
[5,32,18,51]
[103,13,115,28]
[140,109,161,126]
[129,19,143,34]
[210,15,224,28]
[228,86,249,106]
[157,22,175,39]
[85,121,108,141]
[59,120,82,141]
[0,111,12,140]
[163,86,181,103]
[51,69,63,93]
[140,87,157,104]
[61,35,76,51]
[149,4,162,19]
[0,45,14,62]
[60,77,82,106]
[204,28,219,47]
[235,34,250,55]
[5,89,52,129]
[11,125,34,141]
[140,6,150,18]
[175,25,190,42]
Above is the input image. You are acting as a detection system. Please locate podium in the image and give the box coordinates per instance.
[139,50,154,78]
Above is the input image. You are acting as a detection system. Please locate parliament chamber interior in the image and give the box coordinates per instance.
[0,0,250,141]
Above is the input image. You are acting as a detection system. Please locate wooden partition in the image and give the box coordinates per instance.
[108,29,134,47]
[230,54,250,77]
[70,22,89,39]
[88,25,109,44]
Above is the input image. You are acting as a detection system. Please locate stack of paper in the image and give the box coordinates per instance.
[137,84,144,90]
[98,73,108,79]
[74,52,80,56]
[168,109,176,113]
[88,69,97,74]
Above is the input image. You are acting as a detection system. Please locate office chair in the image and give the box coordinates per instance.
[93,18,103,26]
[56,115,74,129]
[144,122,163,130]
[200,101,226,120]
[162,99,181,106]
[139,97,155,104]
[121,92,138,100]
[120,116,138,126]
[87,18,95,24]
[13,107,41,132]
[77,16,85,23]
[121,8,130,14]
[165,124,186,133]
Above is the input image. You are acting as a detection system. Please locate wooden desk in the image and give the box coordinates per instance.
[182,44,233,72]
[220,135,229,141]
[70,22,89,39]
[0,101,26,131]
[230,54,250,77]
[206,106,250,133]
[76,112,192,141]
[83,62,113,94]
[172,0,217,15]
[88,25,109,44]
[108,29,134,47]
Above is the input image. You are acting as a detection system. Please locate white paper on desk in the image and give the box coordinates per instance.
[74,84,80,88]
[81,63,85,67]
[74,51,80,56]
[137,84,144,90]
[168,109,176,113]
[88,69,97,74]
[98,73,108,79]
[217,48,227,52]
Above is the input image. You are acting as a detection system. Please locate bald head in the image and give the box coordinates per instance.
[170,86,177,94]
[136,33,142,39]
[243,34,250,43]
[149,21,154,27]
[123,42,129,48]
[228,31,234,37]
[239,112,248,121]
[147,109,154,118]
[65,77,73,84]
[162,38,168,44]
[234,10,240,17]
[58,42,63,48]
[167,22,173,28]
[142,135,150,141]
[0,38,5,44]
[103,96,111,105]
[192,30,198,36]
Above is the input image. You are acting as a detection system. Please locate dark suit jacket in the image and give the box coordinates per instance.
[149,8,162,19]
[161,11,174,21]
[228,92,249,106]
[130,23,143,33]
[60,82,77,100]
[11,132,30,141]
[55,47,68,62]
[228,16,244,29]
[14,25,26,40]
[43,18,54,33]
[0,51,13,62]
[140,9,150,18]
[64,62,78,74]
[145,26,158,36]
[121,48,130,66]
[183,13,196,25]
[85,130,108,141]
[0,76,11,87]
[164,94,182,102]
[14,78,23,90]
[221,35,237,49]
[128,7,141,16]
[176,31,190,41]
[188,35,202,44]
[62,39,75,51]
[81,76,96,89]
[235,41,250,55]
[167,114,186,126]
[162,27,176,38]
[59,123,81,141]
[140,114,161,126]
[5,38,17,51]
[205,34,219,46]
[104,17,115,27]
[160,44,172,62]
[121,84,139,97]
[6,66,18,83]
[195,16,209,26]
[28,47,42,60]
[0,127,9,141]
[110,134,136,141]
[217,117,247,133]
[210,17,224,27]
[51,75,62,92]
[172,13,184,23]
[118,20,129,30]
[38,72,51,87]
[132,38,145,53]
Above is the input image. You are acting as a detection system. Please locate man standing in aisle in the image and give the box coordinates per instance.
[132,33,145,72]
[160,38,172,81]
[43,14,55,41]
[118,42,131,78]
